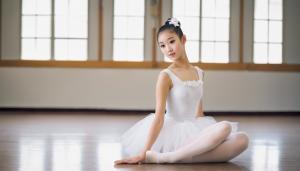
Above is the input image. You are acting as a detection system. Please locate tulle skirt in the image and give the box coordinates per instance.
[120,113,238,157]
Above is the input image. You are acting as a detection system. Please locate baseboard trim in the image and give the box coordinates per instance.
[0,107,299,115]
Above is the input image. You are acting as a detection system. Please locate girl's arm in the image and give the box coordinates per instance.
[114,71,171,164]
[139,71,171,155]
[196,99,205,118]
[196,70,205,118]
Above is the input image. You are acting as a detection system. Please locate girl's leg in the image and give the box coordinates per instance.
[145,121,233,163]
[182,132,249,163]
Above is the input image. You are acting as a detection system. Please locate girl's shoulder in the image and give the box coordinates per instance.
[159,68,172,79]
[157,69,173,88]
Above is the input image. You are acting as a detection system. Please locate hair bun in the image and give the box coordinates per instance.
[165,17,181,28]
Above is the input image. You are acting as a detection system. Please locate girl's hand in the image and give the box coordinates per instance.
[114,153,145,165]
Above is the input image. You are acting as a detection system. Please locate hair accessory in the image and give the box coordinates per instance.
[168,18,180,27]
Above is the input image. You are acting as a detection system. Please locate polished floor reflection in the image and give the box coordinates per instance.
[0,111,299,171]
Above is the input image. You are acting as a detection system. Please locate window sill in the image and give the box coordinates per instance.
[0,60,299,72]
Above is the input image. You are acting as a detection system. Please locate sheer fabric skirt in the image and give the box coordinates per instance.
[121,114,238,157]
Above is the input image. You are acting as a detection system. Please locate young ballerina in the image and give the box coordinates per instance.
[115,18,249,164]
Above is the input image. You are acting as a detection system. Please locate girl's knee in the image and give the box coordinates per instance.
[218,121,232,135]
[235,132,249,151]
[226,132,249,160]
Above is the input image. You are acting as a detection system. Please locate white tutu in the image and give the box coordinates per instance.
[121,68,238,157]
[121,113,238,157]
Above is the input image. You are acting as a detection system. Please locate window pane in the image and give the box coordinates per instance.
[202,19,230,41]
[69,0,88,16]
[216,0,230,18]
[69,40,87,61]
[178,17,199,40]
[36,39,51,59]
[215,19,229,41]
[185,0,200,16]
[202,0,215,17]
[55,15,68,37]
[173,0,200,17]
[186,41,199,62]
[126,40,144,61]
[22,39,50,60]
[114,0,127,16]
[36,0,51,15]
[127,17,144,39]
[37,16,51,37]
[201,42,214,63]
[114,0,144,16]
[255,0,268,19]
[22,16,36,37]
[128,0,144,16]
[114,17,127,39]
[114,17,144,39]
[113,39,144,61]
[269,0,282,20]
[54,39,87,61]
[55,39,68,60]
[22,39,36,60]
[69,15,88,38]
[254,43,268,64]
[22,0,36,14]
[173,0,184,16]
[201,18,215,41]
[215,42,229,63]
[269,21,282,43]
[254,20,268,42]
[269,44,282,64]
[55,0,69,15]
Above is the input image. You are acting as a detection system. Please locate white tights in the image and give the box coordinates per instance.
[145,121,249,163]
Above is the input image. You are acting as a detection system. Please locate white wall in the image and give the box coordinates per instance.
[1,0,300,111]
[0,67,299,111]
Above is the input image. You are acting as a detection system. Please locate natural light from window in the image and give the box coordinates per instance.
[201,0,230,63]
[254,0,283,64]
[21,0,88,61]
[113,0,145,61]
[54,0,88,61]
[21,0,51,60]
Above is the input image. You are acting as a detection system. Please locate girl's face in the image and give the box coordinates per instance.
[157,30,186,61]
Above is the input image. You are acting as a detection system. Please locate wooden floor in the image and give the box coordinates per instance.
[0,111,299,171]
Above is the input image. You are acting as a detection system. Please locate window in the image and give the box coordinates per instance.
[172,0,200,63]
[21,0,88,61]
[113,0,145,61]
[172,0,230,63]
[201,0,230,63]
[21,0,51,60]
[54,0,88,61]
[253,0,283,64]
